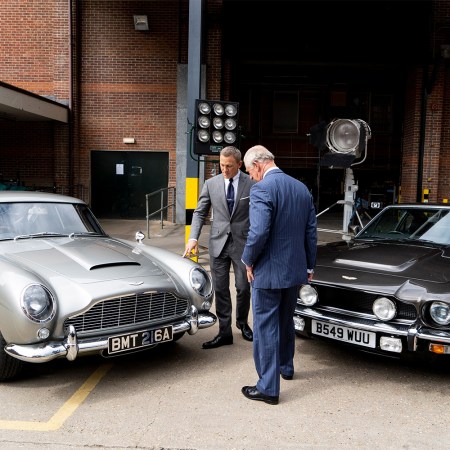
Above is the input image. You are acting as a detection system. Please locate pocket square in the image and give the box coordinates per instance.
[240,196,249,201]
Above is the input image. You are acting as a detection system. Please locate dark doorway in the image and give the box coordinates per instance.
[91,151,169,219]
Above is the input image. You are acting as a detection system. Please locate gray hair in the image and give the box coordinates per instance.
[220,146,242,163]
[243,145,275,169]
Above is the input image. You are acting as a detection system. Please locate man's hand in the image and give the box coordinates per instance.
[183,240,198,258]
[245,265,254,282]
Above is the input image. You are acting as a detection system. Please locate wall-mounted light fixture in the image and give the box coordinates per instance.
[133,15,149,31]
[123,137,136,144]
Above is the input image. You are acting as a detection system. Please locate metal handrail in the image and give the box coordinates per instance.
[145,187,176,238]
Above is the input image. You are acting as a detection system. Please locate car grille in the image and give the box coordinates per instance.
[314,285,417,321]
[64,292,189,334]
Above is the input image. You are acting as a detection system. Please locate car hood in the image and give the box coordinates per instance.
[316,240,450,285]
[2,237,167,283]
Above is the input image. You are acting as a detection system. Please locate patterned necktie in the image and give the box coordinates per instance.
[227,177,234,215]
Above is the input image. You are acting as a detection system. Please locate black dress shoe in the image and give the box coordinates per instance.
[236,323,253,341]
[241,385,279,405]
[202,334,233,349]
[281,373,293,380]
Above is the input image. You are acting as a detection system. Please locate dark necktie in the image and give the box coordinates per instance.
[227,177,234,215]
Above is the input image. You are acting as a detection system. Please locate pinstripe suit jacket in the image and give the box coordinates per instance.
[241,168,317,289]
[189,172,255,258]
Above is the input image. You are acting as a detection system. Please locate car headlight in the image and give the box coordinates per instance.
[298,284,318,306]
[21,284,56,323]
[372,297,396,321]
[190,267,213,299]
[429,301,450,325]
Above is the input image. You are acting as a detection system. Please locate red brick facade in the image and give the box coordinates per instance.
[400,0,450,204]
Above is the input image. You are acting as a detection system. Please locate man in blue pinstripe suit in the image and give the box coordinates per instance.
[241,145,317,405]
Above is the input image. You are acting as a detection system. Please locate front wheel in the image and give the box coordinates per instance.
[0,332,24,381]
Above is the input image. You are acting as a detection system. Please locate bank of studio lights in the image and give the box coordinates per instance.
[194,100,239,155]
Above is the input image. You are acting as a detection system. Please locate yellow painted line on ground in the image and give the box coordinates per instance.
[0,363,113,431]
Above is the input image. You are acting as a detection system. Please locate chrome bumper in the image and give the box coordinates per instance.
[295,305,450,351]
[5,306,217,363]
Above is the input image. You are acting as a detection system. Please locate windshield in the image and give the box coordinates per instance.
[0,202,105,240]
[357,207,450,245]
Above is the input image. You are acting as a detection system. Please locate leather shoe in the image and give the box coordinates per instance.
[241,385,279,405]
[236,323,253,341]
[202,334,233,349]
[281,373,293,380]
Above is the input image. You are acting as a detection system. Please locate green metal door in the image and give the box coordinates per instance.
[91,151,169,219]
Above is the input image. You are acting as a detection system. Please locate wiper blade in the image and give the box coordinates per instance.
[69,232,103,238]
[356,235,384,240]
[14,232,69,241]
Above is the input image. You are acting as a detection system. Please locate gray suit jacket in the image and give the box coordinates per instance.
[189,172,255,258]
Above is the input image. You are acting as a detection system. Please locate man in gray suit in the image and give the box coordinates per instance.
[184,146,255,349]
[241,145,317,405]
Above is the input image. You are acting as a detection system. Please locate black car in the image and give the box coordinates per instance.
[295,204,450,359]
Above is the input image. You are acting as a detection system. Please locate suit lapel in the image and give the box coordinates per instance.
[233,173,250,215]
[235,174,247,202]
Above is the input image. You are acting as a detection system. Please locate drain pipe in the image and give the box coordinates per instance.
[68,0,74,195]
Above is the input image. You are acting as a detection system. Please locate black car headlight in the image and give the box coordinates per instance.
[21,284,56,323]
[190,267,213,299]
[298,284,318,306]
[429,301,450,326]
[372,297,396,321]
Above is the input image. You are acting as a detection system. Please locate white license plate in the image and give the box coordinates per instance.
[107,325,173,355]
[311,320,376,348]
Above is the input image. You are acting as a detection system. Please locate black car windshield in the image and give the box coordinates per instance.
[0,202,104,240]
[357,206,450,245]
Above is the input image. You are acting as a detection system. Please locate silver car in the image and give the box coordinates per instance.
[0,191,216,380]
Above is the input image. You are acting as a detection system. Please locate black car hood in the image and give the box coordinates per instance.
[316,240,450,285]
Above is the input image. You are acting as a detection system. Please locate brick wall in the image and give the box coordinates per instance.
[76,1,180,194]
[400,0,450,203]
[0,1,68,98]
[0,0,69,188]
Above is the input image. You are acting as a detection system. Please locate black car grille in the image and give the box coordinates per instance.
[314,285,417,321]
[64,292,189,334]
